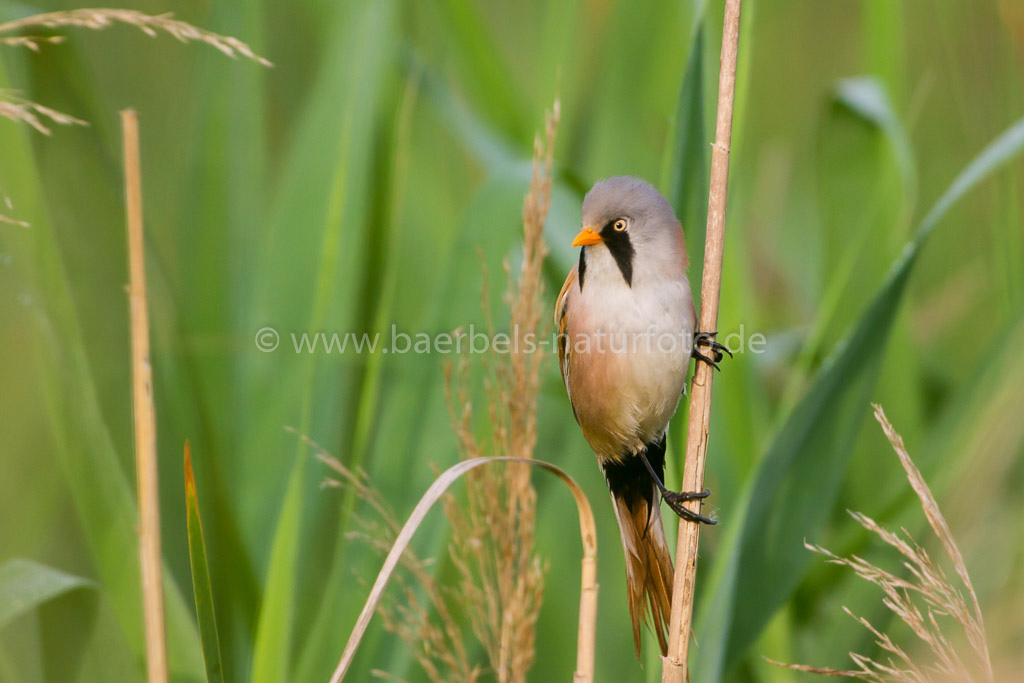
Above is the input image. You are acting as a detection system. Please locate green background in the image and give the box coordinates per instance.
[1,0,1022,681]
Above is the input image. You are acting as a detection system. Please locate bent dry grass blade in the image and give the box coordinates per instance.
[184,443,225,683]
[328,456,598,683]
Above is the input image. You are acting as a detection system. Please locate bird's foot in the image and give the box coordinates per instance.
[663,489,716,525]
[692,331,732,371]
[640,453,717,525]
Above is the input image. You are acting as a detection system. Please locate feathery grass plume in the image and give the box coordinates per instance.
[0,34,65,51]
[0,9,272,66]
[0,8,270,136]
[441,101,560,683]
[768,404,994,682]
[0,91,88,135]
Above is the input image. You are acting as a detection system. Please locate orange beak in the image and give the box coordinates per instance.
[571,226,602,247]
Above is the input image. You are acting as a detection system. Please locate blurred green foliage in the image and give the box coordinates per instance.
[0,1,1022,682]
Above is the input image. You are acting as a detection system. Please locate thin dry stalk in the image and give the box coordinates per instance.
[770,406,995,683]
[0,9,272,66]
[122,109,167,683]
[665,1,743,681]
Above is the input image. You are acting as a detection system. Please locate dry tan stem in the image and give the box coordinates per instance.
[329,456,597,683]
[664,1,743,680]
[122,110,167,683]
[574,551,598,683]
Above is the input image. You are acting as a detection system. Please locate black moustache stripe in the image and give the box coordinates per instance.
[577,220,635,291]
[600,220,635,286]
[577,247,587,291]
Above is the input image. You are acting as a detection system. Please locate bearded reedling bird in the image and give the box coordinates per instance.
[555,176,727,657]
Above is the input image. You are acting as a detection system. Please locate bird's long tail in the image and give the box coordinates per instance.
[602,436,675,657]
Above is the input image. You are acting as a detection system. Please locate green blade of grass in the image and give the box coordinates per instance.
[184,443,224,683]
[693,114,1024,681]
[248,456,304,683]
[290,69,418,683]
[428,0,530,142]
[863,0,906,101]
[0,559,97,682]
[778,78,914,416]
[835,78,915,190]
[418,64,581,277]
[162,5,269,674]
[247,2,397,681]
[661,20,709,271]
[0,559,92,630]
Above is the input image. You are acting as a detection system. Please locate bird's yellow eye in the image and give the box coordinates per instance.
[613,219,627,231]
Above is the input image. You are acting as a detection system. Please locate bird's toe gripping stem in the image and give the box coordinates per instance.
[662,489,716,525]
[641,453,717,525]
[692,330,732,371]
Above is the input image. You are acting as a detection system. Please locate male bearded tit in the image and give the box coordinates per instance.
[554,176,727,657]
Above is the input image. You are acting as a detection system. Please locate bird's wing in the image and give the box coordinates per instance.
[555,268,579,423]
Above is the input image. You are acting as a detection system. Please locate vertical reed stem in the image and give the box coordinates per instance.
[122,109,168,683]
[573,549,598,683]
[663,1,742,680]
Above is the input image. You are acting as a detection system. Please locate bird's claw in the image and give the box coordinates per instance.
[692,348,721,371]
[664,487,711,502]
[663,489,716,525]
[640,452,717,525]
[692,331,732,370]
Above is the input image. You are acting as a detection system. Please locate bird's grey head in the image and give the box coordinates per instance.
[574,176,687,288]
